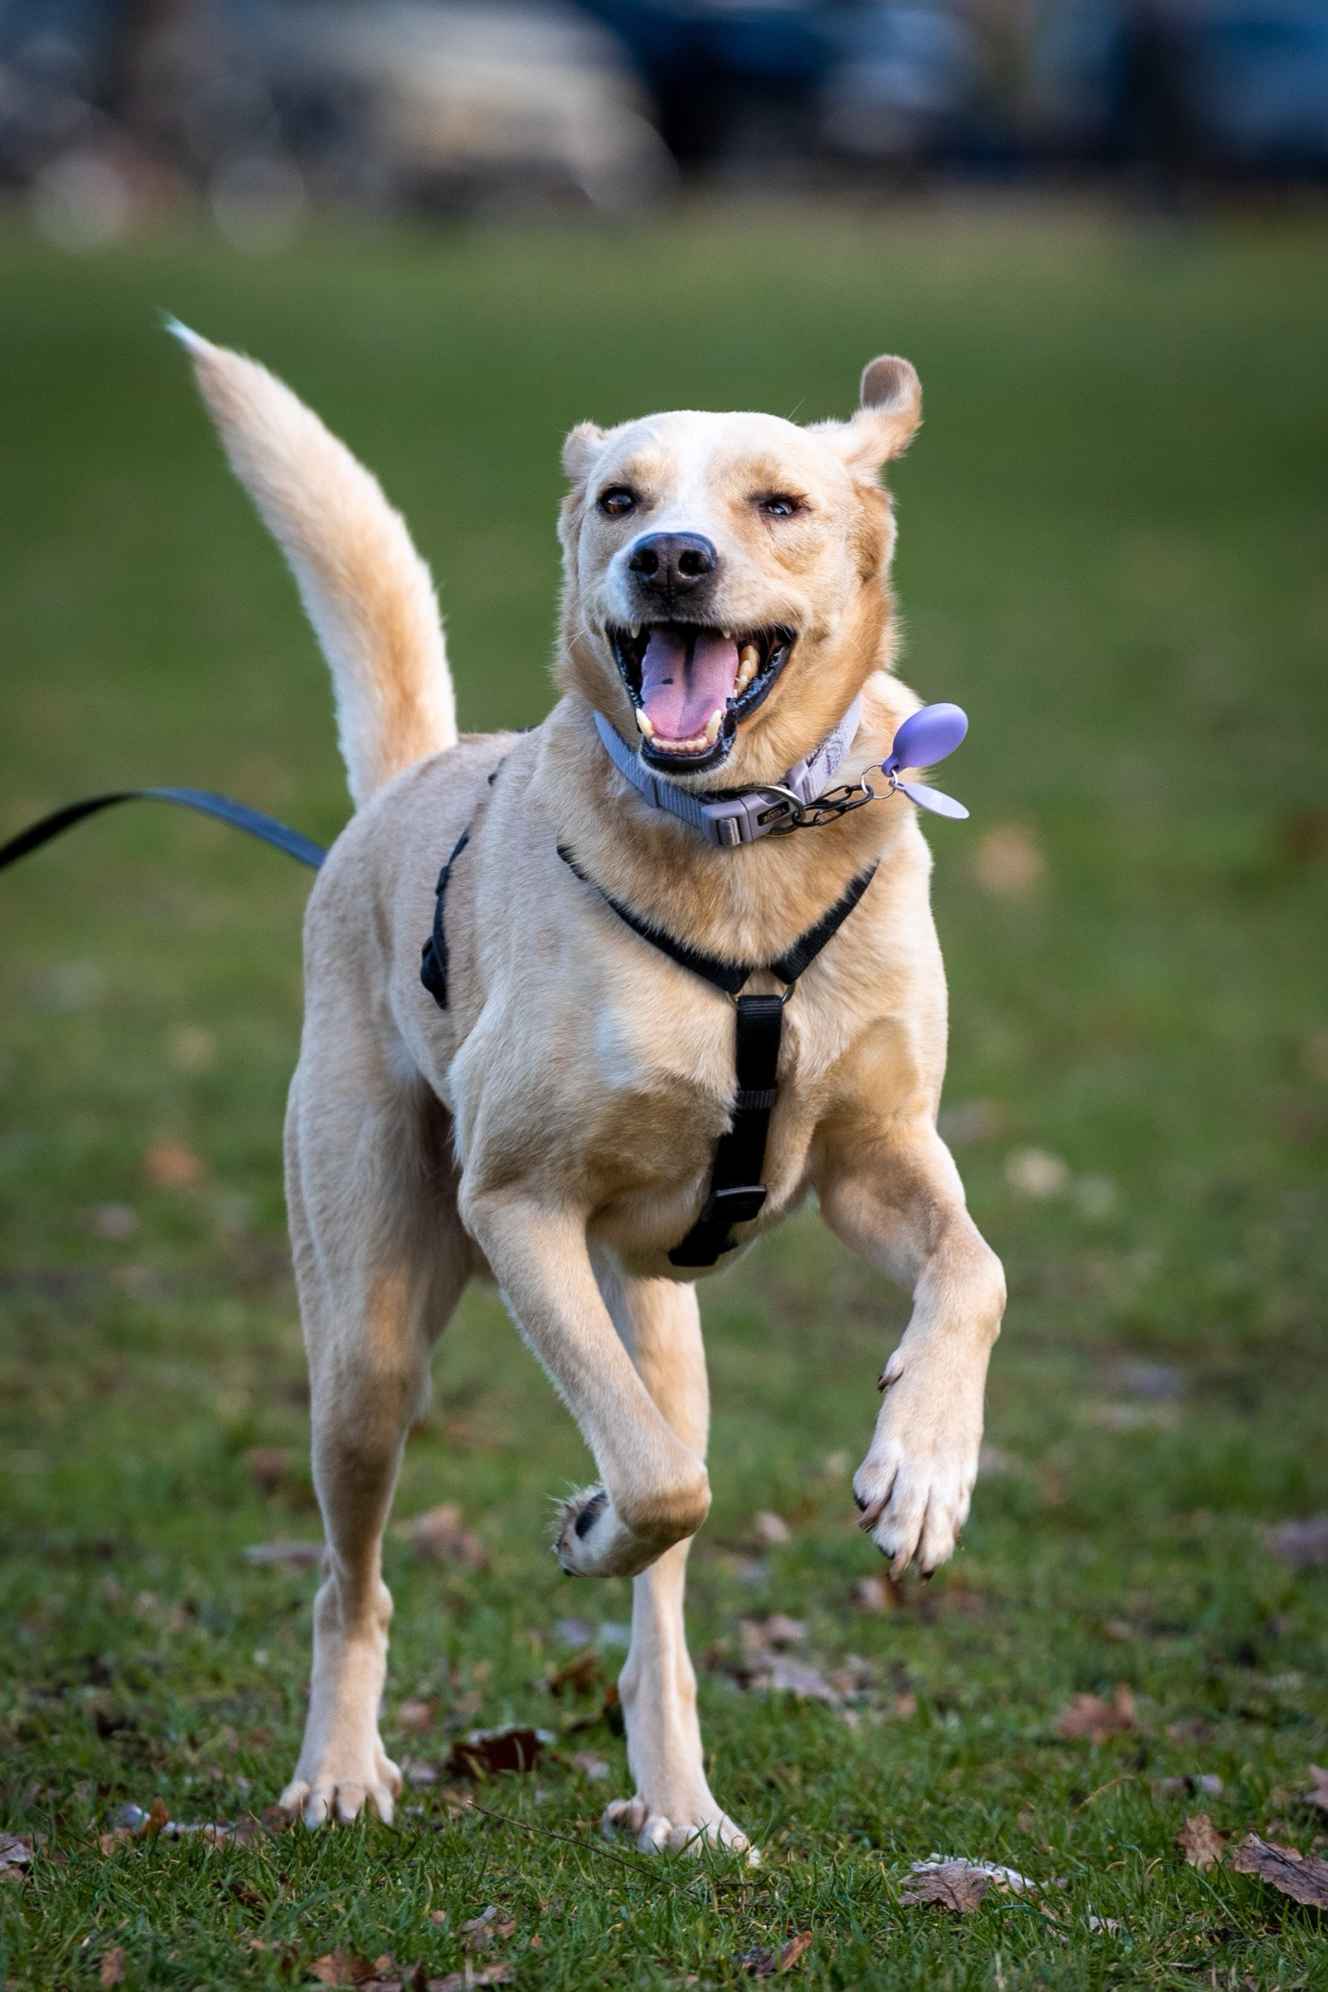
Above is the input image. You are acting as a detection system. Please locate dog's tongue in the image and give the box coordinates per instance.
[639,628,739,742]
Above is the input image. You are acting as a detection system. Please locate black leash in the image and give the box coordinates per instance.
[554,845,878,1269]
[0,788,326,876]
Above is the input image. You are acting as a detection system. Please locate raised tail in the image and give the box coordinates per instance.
[169,319,456,807]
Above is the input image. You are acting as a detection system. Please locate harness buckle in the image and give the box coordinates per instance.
[705,1184,768,1226]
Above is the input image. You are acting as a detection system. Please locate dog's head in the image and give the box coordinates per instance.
[557,356,920,787]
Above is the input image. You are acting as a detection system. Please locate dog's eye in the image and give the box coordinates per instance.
[598,487,637,518]
[758,494,804,519]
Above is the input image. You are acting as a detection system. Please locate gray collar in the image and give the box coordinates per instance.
[592,697,863,848]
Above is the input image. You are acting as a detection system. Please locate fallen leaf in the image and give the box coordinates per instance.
[243,1539,323,1568]
[99,1949,127,1987]
[244,1446,292,1493]
[900,1861,995,1913]
[1004,1147,1070,1199]
[571,1751,610,1781]
[740,1614,805,1652]
[1301,1765,1328,1813]
[1176,1813,1226,1870]
[778,1931,813,1971]
[1155,1773,1224,1799]
[1229,1833,1328,1908]
[1087,1915,1121,1934]
[0,1833,33,1882]
[396,1504,488,1569]
[1055,1685,1137,1743]
[88,1202,139,1240]
[850,1574,898,1613]
[751,1511,791,1547]
[445,1728,546,1779]
[546,1649,602,1696]
[973,822,1045,897]
[397,1699,436,1734]
[309,1954,377,1987]
[425,1970,512,1991]
[461,1906,516,1952]
[1265,1515,1328,1569]
[143,1138,206,1188]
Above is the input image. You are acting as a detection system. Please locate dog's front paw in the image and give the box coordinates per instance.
[852,1342,985,1578]
[553,1485,653,1578]
[279,1739,401,1828]
[603,1795,758,1861]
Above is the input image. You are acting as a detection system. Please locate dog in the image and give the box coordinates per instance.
[172,325,1005,1856]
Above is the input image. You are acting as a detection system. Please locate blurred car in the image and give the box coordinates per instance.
[1033,0,1328,174]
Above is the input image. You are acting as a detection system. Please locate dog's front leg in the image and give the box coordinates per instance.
[818,1118,1005,1577]
[591,1265,754,1858]
[461,1190,711,1577]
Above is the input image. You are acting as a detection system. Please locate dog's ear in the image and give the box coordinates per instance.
[816,356,922,477]
[562,420,607,486]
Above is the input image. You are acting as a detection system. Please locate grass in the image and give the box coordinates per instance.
[1,203,1326,1990]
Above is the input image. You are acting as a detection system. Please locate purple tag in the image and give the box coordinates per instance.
[882,702,969,820]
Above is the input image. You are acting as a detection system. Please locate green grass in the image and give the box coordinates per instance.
[2,205,1327,1989]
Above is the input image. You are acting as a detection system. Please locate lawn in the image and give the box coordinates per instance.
[1,205,1326,1990]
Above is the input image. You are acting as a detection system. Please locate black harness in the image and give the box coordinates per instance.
[419,774,876,1268]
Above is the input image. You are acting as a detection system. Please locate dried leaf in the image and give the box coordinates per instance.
[1301,1765,1328,1813]
[778,1931,814,1971]
[143,1138,206,1188]
[546,1649,601,1696]
[1055,1685,1137,1743]
[445,1728,546,1779]
[1004,1147,1069,1199]
[1155,1773,1223,1799]
[396,1504,488,1570]
[571,1751,610,1781]
[309,1953,377,1987]
[243,1538,323,1568]
[901,1856,1050,1914]
[244,1446,292,1493]
[424,1970,512,1991]
[460,1906,515,1952]
[1176,1813,1226,1870]
[396,1699,435,1734]
[1265,1515,1328,1569]
[900,1862,993,1913]
[751,1511,791,1547]
[0,1833,33,1882]
[1229,1833,1328,1908]
[974,823,1046,897]
[740,1615,805,1652]
[99,1949,127,1988]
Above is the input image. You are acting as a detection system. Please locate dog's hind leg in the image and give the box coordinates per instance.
[280,1068,467,1827]
[594,1267,755,1859]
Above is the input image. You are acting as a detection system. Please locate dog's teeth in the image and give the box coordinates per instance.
[703,709,723,745]
[735,643,759,693]
[721,629,732,642]
[635,709,654,738]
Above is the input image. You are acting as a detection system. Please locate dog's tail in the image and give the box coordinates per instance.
[169,320,456,808]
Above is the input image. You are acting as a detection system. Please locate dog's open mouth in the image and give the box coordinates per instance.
[608,622,796,773]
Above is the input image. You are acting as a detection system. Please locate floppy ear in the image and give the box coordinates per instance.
[562,420,607,485]
[818,355,922,478]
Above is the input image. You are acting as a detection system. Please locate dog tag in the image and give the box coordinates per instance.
[894,778,970,820]
[884,702,968,776]
[882,703,970,820]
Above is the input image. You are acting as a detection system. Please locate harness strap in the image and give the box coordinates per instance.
[0,787,326,875]
[556,845,877,1267]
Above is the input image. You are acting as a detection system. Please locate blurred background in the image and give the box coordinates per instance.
[4,0,1328,246]
[2,4,1327,1984]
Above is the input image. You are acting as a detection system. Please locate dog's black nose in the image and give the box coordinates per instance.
[627,532,717,595]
